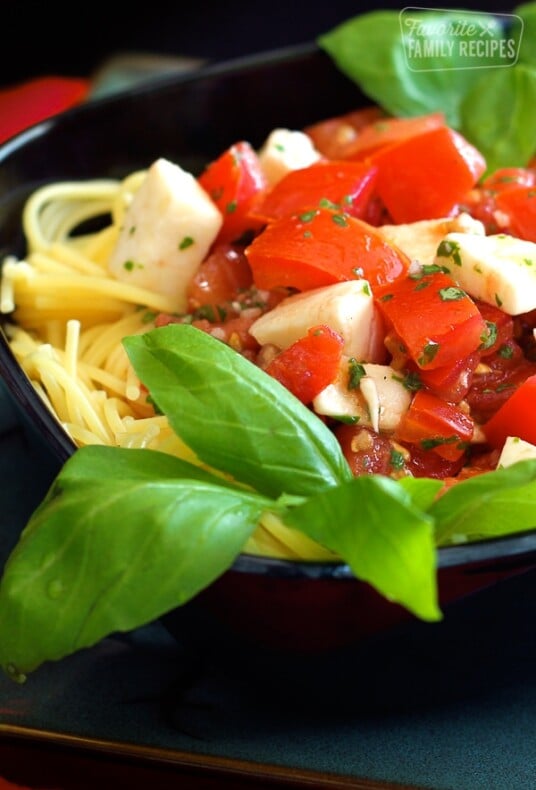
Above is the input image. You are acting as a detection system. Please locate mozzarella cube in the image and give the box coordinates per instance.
[249,280,386,361]
[434,232,536,315]
[108,158,222,311]
[377,213,485,267]
[313,360,411,432]
[257,128,322,187]
[497,436,536,468]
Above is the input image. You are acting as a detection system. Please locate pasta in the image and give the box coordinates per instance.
[0,171,335,561]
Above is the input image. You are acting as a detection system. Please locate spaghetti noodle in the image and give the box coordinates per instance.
[1,171,334,560]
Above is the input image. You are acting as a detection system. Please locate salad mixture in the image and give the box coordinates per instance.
[0,5,536,682]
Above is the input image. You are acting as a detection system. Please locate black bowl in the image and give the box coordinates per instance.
[1,44,535,652]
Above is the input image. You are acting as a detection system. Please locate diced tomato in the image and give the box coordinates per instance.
[186,244,253,311]
[483,374,536,448]
[0,76,90,143]
[304,106,386,160]
[343,112,446,161]
[395,390,474,462]
[369,126,487,223]
[466,340,536,423]
[375,271,487,370]
[249,160,378,224]
[334,424,396,476]
[416,352,481,403]
[245,207,410,292]
[265,325,344,403]
[481,167,536,192]
[403,442,467,479]
[198,141,266,244]
[494,186,536,243]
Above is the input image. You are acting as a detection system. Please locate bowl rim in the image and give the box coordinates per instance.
[0,42,535,579]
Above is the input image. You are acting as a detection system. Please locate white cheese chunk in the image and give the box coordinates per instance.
[249,280,386,361]
[257,128,322,187]
[497,436,536,468]
[434,231,536,315]
[313,360,411,432]
[108,158,222,311]
[377,213,485,267]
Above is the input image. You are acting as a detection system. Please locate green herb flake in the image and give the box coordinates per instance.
[389,448,405,471]
[211,187,224,202]
[418,341,440,366]
[319,197,340,210]
[303,230,313,238]
[498,343,514,359]
[332,213,348,227]
[414,279,431,291]
[379,293,394,302]
[226,200,238,214]
[179,236,195,251]
[436,240,462,266]
[362,282,371,296]
[495,293,503,307]
[393,371,422,391]
[274,143,285,152]
[142,310,158,324]
[438,286,467,301]
[299,210,317,223]
[479,321,497,351]
[123,260,143,272]
[347,358,366,390]
[421,435,459,450]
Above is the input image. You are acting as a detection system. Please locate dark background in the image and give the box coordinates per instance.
[1,0,516,88]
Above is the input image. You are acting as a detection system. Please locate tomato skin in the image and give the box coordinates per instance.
[482,167,536,192]
[265,325,344,404]
[304,106,387,160]
[466,341,536,423]
[483,374,536,448]
[344,112,446,161]
[395,390,474,462]
[245,208,410,292]
[186,244,253,310]
[495,186,536,243]
[249,160,378,224]
[375,271,487,371]
[416,352,481,403]
[334,424,396,476]
[369,126,487,222]
[198,141,266,244]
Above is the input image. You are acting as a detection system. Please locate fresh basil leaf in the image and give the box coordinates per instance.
[515,2,536,65]
[0,449,272,681]
[123,324,352,499]
[460,64,536,172]
[430,459,536,545]
[397,475,444,512]
[284,475,441,621]
[318,10,505,128]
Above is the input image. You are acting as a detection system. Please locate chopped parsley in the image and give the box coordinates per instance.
[347,358,366,390]
[331,213,348,227]
[418,341,440,366]
[438,286,467,301]
[389,448,405,470]
[179,236,194,250]
[479,321,498,351]
[436,239,462,266]
[123,260,144,272]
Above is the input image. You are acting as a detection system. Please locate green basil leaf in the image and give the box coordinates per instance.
[460,64,536,172]
[0,448,272,681]
[515,2,536,66]
[397,475,444,512]
[318,10,505,128]
[123,324,352,499]
[430,459,536,544]
[284,475,441,621]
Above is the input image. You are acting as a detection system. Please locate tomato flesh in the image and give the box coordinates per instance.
[249,160,378,224]
[198,141,266,244]
[265,325,344,404]
[246,208,410,292]
[375,271,487,370]
[369,126,487,222]
[395,390,474,462]
[483,374,536,448]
